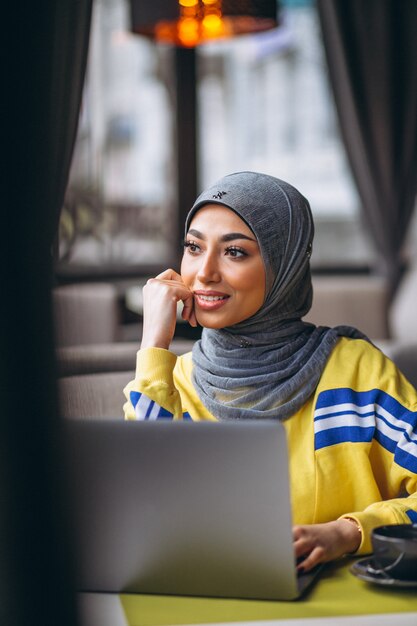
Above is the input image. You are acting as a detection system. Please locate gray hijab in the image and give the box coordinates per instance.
[185,171,367,421]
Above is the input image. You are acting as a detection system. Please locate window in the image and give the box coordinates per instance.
[59,0,376,278]
[59,0,176,276]
[197,0,375,269]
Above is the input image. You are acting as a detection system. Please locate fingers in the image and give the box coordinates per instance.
[152,269,196,327]
[154,268,183,281]
[297,547,326,572]
[147,270,194,318]
[293,525,314,557]
[141,269,197,349]
[293,520,360,572]
[181,295,197,327]
[293,523,338,572]
[293,526,316,571]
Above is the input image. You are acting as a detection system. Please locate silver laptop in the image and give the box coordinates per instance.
[65,419,322,601]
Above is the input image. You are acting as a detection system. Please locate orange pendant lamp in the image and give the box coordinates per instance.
[130,0,278,48]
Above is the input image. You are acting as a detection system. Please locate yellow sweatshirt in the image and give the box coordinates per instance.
[123,337,417,554]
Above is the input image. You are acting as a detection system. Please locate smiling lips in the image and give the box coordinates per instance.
[193,291,230,311]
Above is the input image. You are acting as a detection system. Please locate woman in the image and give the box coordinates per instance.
[124,171,417,572]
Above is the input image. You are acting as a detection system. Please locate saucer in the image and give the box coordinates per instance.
[350,557,417,588]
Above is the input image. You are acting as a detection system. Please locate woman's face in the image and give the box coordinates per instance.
[181,204,266,328]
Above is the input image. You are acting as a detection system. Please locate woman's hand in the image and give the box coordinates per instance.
[293,519,361,572]
[140,269,197,350]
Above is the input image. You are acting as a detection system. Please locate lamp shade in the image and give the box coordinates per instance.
[129,0,279,47]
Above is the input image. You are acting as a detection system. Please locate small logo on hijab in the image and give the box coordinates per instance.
[212,191,227,200]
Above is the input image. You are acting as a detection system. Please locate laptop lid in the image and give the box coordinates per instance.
[65,419,317,601]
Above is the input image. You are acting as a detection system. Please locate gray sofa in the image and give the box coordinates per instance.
[53,282,120,346]
[57,339,195,419]
[59,370,134,420]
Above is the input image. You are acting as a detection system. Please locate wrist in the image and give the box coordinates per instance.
[338,517,362,554]
[140,326,173,350]
[141,336,171,350]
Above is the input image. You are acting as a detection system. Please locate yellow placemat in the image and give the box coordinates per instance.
[120,560,417,626]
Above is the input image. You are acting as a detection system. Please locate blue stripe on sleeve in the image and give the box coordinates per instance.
[316,388,416,426]
[129,390,173,420]
[315,409,375,421]
[406,510,417,523]
[130,390,140,408]
[314,388,417,473]
[144,400,155,419]
[395,448,417,474]
[374,429,397,455]
[315,426,374,449]
[156,406,174,418]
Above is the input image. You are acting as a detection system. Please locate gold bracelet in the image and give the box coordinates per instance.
[343,517,362,535]
[342,517,362,553]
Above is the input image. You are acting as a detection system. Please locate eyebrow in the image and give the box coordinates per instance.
[187,228,257,243]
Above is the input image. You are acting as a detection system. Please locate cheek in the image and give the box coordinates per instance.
[239,266,266,306]
[246,285,265,310]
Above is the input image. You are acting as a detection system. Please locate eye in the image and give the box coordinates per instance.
[225,246,248,259]
[183,240,201,255]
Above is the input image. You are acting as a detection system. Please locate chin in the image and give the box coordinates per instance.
[195,312,226,329]
[195,312,243,329]
[197,318,227,330]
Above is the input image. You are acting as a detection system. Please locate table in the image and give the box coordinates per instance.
[78,560,417,626]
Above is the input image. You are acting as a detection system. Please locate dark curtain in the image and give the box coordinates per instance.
[317,0,417,292]
[1,1,92,625]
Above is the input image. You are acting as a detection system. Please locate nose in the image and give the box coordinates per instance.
[196,251,221,284]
